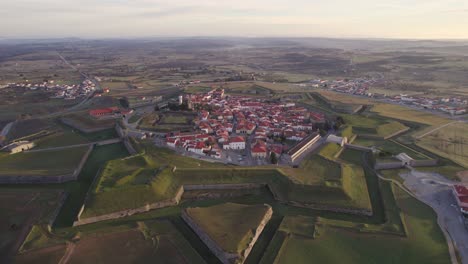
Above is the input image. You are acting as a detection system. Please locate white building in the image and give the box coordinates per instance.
[326,135,348,147]
[1,141,35,154]
[229,136,246,150]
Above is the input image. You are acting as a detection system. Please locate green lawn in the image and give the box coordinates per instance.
[185,203,271,254]
[34,130,89,149]
[81,143,371,218]
[281,154,342,185]
[0,146,89,176]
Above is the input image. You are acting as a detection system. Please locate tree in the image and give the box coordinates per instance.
[270,152,278,164]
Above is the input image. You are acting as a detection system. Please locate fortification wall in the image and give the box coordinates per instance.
[95,138,121,146]
[73,186,184,226]
[183,183,267,191]
[344,144,372,152]
[47,191,68,229]
[181,211,239,264]
[0,145,93,184]
[411,159,438,167]
[123,138,137,155]
[374,162,404,170]
[240,205,273,262]
[383,127,410,140]
[60,118,114,133]
[181,205,273,264]
[287,201,373,216]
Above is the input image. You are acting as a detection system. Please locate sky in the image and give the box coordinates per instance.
[1,0,468,39]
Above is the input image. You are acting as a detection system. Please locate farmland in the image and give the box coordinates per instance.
[416,122,468,168]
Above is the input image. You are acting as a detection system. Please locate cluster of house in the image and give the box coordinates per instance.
[89,106,133,119]
[304,78,467,116]
[302,77,384,96]
[388,94,467,115]
[165,89,325,161]
[5,79,97,100]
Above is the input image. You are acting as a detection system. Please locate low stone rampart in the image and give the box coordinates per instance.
[73,186,184,226]
[0,145,93,184]
[182,205,273,264]
[374,161,404,170]
[411,159,438,167]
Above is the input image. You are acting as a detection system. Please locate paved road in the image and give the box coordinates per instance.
[401,169,468,264]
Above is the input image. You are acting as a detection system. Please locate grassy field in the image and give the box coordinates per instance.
[20,225,65,253]
[185,203,270,254]
[67,225,203,264]
[81,142,372,218]
[54,143,130,227]
[416,122,468,168]
[61,113,116,132]
[5,119,52,141]
[372,103,451,127]
[273,184,450,264]
[281,154,341,185]
[0,146,89,176]
[34,128,89,149]
[14,245,67,264]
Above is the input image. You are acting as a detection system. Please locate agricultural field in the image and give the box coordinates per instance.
[0,146,89,176]
[416,122,468,168]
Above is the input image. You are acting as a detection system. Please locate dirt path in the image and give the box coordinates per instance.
[415,121,460,139]
[58,242,76,264]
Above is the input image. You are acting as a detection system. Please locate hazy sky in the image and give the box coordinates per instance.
[1,0,468,39]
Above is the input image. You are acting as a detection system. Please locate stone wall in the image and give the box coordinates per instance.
[374,161,404,170]
[183,183,267,191]
[239,205,273,262]
[0,145,93,184]
[95,138,121,146]
[47,191,68,230]
[182,205,273,264]
[374,159,438,170]
[411,159,438,167]
[60,118,114,133]
[73,186,184,226]
[344,143,373,152]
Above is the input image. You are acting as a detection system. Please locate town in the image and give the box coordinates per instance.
[162,89,325,165]
[3,79,99,100]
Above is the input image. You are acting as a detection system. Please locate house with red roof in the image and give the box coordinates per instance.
[251,140,268,159]
[166,137,179,148]
[453,185,468,214]
[229,136,246,150]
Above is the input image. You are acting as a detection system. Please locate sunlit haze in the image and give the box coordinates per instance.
[1,0,468,39]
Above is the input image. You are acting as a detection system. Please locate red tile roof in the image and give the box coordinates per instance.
[454,185,468,196]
